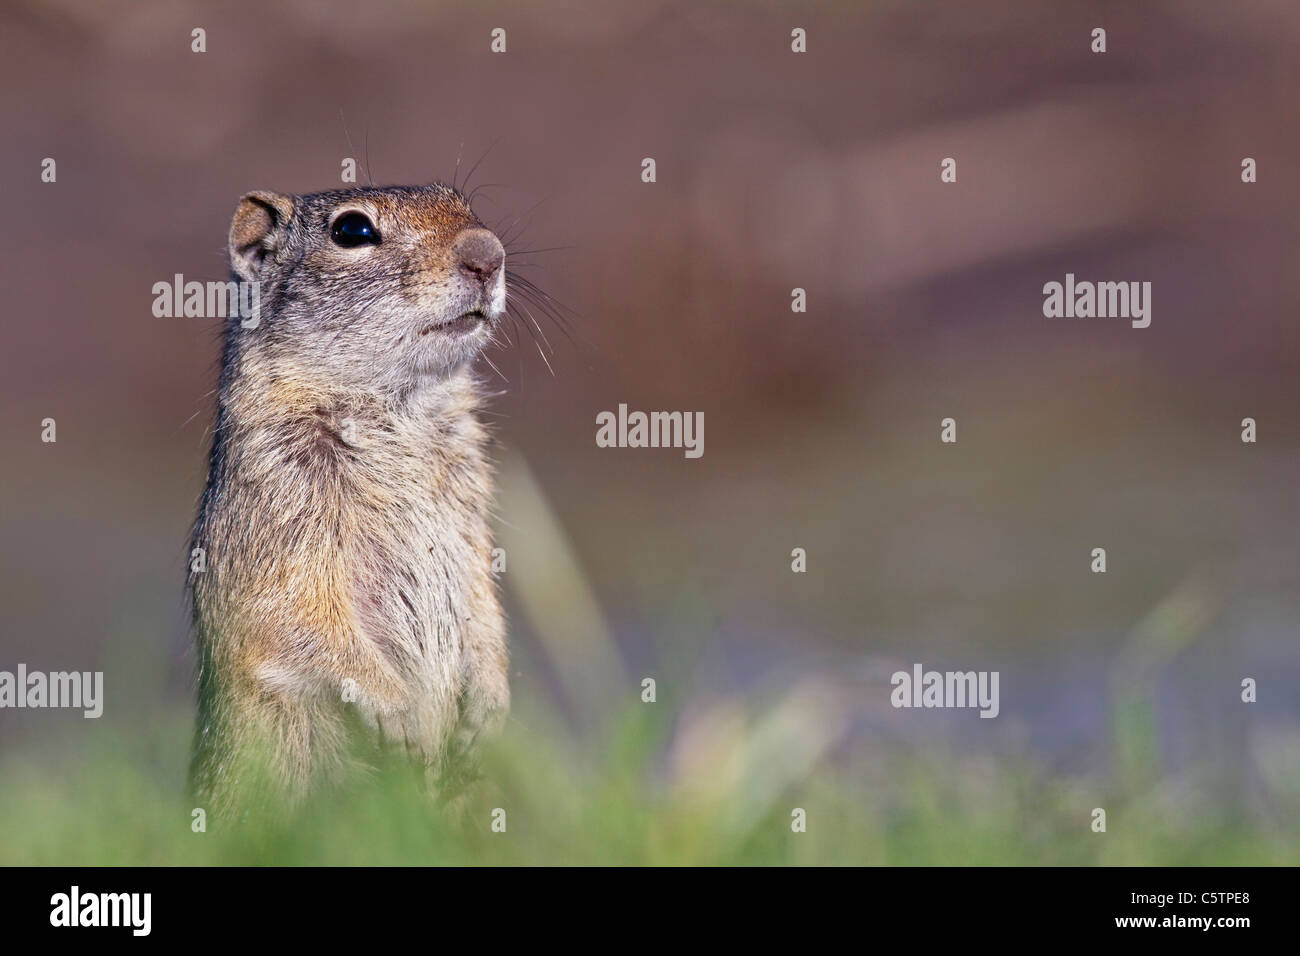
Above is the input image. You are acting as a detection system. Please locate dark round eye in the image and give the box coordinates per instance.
[330,211,380,248]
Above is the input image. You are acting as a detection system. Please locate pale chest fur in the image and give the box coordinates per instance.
[195,370,499,725]
[344,399,496,687]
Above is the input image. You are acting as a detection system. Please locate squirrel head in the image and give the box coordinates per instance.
[227,184,506,392]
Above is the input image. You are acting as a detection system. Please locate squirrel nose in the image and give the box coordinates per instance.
[453,229,505,283]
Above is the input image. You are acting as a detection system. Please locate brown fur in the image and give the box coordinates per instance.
[189,185,509,816]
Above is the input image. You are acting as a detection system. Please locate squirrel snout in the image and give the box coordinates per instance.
[453,228,505,285]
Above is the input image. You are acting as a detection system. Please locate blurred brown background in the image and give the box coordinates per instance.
[1,0,1297,806]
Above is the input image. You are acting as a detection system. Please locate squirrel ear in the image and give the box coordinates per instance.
[229,191,294,282]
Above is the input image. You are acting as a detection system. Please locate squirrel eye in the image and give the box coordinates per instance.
[331,211,380,248]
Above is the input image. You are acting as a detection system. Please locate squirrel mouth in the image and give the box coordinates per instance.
[421,309,487,336]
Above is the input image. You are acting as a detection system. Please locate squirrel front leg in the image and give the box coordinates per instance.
[447,584,510,771]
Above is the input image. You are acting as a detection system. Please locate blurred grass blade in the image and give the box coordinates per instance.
[496,454,627,723]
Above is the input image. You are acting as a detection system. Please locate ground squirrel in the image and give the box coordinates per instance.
[188,184,510,815]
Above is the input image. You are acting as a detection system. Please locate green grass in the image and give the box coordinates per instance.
[1,689,1295,866]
